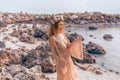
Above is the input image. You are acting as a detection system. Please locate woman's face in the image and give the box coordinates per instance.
[58,21,64,29]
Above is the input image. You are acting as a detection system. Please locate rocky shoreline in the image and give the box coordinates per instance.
[0,12,120,27]
[0,12,120,80]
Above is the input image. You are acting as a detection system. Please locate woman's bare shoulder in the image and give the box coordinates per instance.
[49,35,68,51]
[63,33,70,43]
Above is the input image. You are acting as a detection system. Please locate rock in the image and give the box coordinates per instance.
[22,43,56,73]
[86,42,106,54]
[19,33,35,44]
[0,64,49,80]
[0,21,7,27]
[0,51,9,66]
[10,28,19,37]
[41,56,56,73]
[87,65,102,75]
[0,41,5,48]
[1,28,8,32]
[14,65,50,80]
[103,34,113,41]
[34,28,45,38]
[83,44,96,63]
[37,44,56,72]
[11,24,48,43]
[0,49,27,66]
[3,36,11,41]
[0,66,14,80]
[83,53,96,63]
[109,69,113,72]
[88,26,98,30]
[17,24,35,44]
[74,63,102,75]
[89,34,93,37]
[73,52,95,64]
[0,12,120,26]
[34,28,48,41]
[115,71,119,74]
[22,49,41,68]
[67,32,84,42]
[8,49,23,64]
[27,36,35,44]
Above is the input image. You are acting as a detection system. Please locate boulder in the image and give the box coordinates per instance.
[89,34,94,37]
[83,52,96,63]
[19,33,35,44]
[13,65,50,80]
[34,28,48,41]
[103,34,113,41]
[67,32,84,42]
[86,42,106,54]
[0,64,49,80]
[10,28,19,37]
[88,26,98,30]
[0,66,14,80]
[22,43,56,73]
[0,41,5,48]
[0,21,7,27]
[34,28,45,38]
[22,49,41,68]
[0,49,27,66]
[17,24,35,44]
[0,51,9,66]
[41,56,56,73]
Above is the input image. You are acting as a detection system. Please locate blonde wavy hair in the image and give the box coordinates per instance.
[48,20,64,38]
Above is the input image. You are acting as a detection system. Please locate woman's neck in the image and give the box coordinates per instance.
[55,32,64,36]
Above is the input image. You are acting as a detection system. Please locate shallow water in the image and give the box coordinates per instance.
[66,26,120,73]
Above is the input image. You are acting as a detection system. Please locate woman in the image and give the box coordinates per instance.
[48,15,83,80]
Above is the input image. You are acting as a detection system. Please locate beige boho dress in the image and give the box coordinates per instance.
[49,33,81,80]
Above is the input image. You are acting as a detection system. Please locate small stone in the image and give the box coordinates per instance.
[103,34,113,41]
[86,42,106,54]
[89,26,97,30]
[0,41,5,48]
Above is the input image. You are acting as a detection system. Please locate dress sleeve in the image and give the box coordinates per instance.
[68,38,84,60]
[63,33,84,60]
[49,37,69,61]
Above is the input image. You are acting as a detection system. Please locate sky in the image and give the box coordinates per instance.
[0,0,120,14]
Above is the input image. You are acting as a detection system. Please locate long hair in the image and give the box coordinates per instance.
[48,20,64,38]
